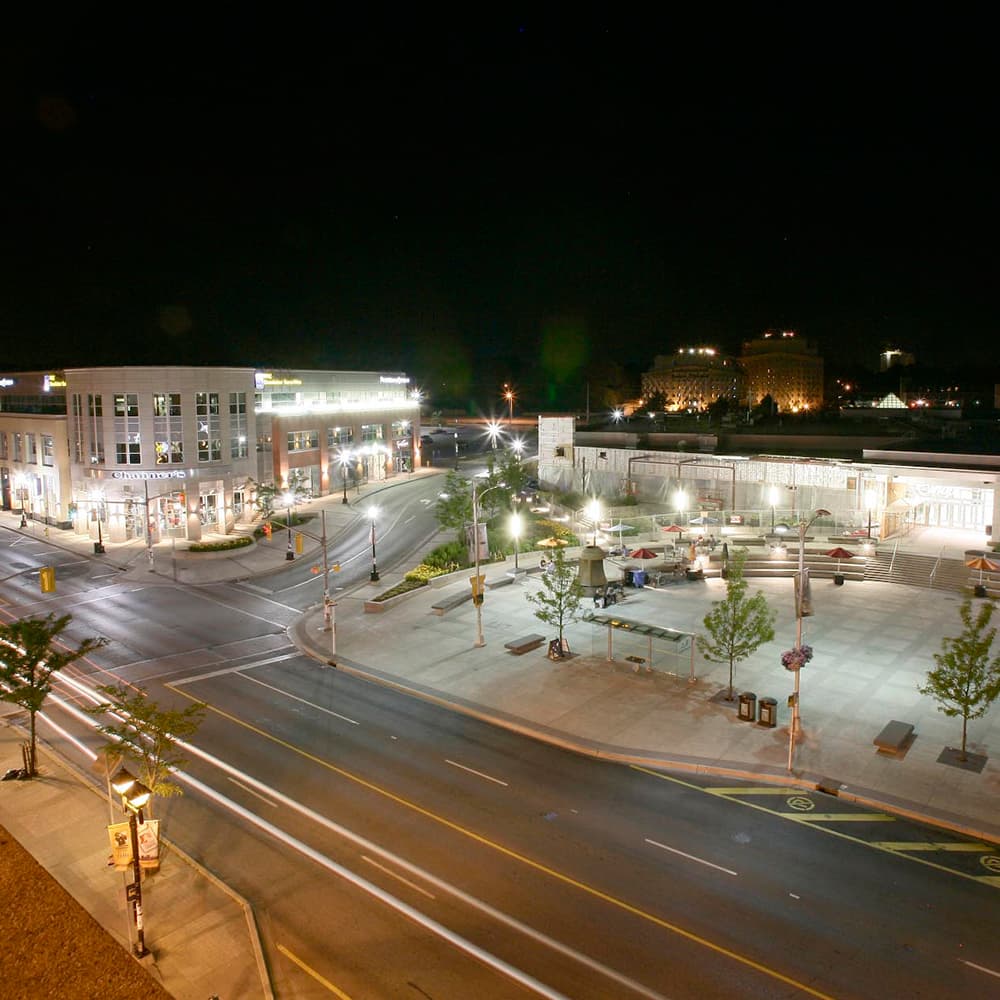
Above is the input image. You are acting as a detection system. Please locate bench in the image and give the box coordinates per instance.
[874,720,914,754]
[430,592,473,616]
[504,633,545,654]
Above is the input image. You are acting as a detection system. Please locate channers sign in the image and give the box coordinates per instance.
[110,471,187,480]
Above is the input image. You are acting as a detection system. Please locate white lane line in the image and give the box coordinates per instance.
[238,673,359,725]
[644,838,738,877]
[172,652,300,685]
[961,959,1000,979]
[227,777,279,808]
[91,573,120,580]
[361,855,436,899]
[445,759,509,786]
[789,893,800,900]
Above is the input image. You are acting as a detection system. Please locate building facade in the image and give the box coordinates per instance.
[740,330,824,413]
[641,348,745,411]
[1,366,420,544]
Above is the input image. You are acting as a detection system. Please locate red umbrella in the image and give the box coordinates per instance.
[966,556,1000,584]
[825,546,855,573]
[662,524,685,533]
[629,548,658,561]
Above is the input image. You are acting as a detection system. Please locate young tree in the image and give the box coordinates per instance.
[248,469,313,519]
[435,471,472,532]
[526,547,584,644]
[698,551,777,701]
[0,614,108,776]
[86,683,206,813]
[919,598,1000,761]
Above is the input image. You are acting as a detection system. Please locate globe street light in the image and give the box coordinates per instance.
[111,768,153,958]
[585,498,602,546]
[282,491,295,560]
[509,512,523,571]
[788,507,831,772]
[503,384,515,426]
[367,505,380,582]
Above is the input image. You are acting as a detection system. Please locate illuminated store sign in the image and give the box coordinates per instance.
[255,372,303,387]
[44,374,67,391]
[0,378,15,388]
[380,376,410,384]
[110,470,188,480]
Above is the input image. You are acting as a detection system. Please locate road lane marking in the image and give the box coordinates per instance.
[277,943,355,998]
[872,841,995,852]
[630,765,1000,890]
[170,690,836,999]
[711,786,790,795]
[445,759,509,786]
[172,652,300,685]
[238,673,359,725]
[227,777,278,808]
[644,838,738,876]
[361,855,436,899]
[960,959,1000,979]
[790,813,894,823]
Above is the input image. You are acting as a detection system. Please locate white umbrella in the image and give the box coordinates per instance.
[603,522,636,551]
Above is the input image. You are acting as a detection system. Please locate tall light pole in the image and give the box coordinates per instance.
[454,431,460,471]
[368,505,380,582]
[788,507,831,772]
[283,491,295,560]
[509,512,522,571]
[585,498,602,546]
[769,485,780,533]
[110,769,152,958]
[340,450,350,505]
[503,384,515,426]
[472,479,506,647]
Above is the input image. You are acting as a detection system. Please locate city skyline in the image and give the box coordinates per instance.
[3,16,995,408]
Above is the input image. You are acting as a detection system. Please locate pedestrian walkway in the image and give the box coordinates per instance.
[2,483,999,998]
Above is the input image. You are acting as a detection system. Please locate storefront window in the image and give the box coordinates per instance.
[287,430,319,451]
[42,435,54,467]
[361,423,384,442]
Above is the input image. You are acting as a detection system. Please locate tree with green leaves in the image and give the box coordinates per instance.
[526,547,584,644]
[698,551,777,701]
[86,683,206,813]
[435,471,473,532]
[249,469,313,519]
[919,598,1000,761]
[0,614,108,776]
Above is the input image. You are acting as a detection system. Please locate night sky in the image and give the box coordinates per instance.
[3,14,996,409]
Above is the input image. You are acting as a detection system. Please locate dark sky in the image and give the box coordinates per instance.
[2,14,996,407]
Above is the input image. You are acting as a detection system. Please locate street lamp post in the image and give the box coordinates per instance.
[368,505,380,582]
[585,499,602,546]
[503,385,515,426]
[788,507,831,772]
[472,479,506,647]
[769,485,779,533]
[283,492,295,561]
[509,512,522,571]
[110,769,152,958]
[454,431,460,471]
[340,451,350,505]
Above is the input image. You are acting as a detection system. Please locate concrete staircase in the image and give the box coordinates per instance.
[706,546,867,583]
[864,548,969,593]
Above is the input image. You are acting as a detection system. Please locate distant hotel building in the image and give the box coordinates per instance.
[740,330,824,413]
[641,348,745,412]
[0,366,419,543]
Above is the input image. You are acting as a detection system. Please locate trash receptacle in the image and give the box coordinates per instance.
[758,697,777,727]
[738,691,757,721]
[633,569,646,588]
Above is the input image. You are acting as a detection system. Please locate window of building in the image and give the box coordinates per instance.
[42,435,54,467]
[0,432,7,460]
[13,433,21,462]
[196,392,222,462]
[230,392,248,458]
[153,392,184,464]
[287,430,319,452]
[25,433,37,464]
[116,441,141,464]
[361,423,384,442]
[114,393,139,417]
[327,426,353,447]
[88,394,103,418]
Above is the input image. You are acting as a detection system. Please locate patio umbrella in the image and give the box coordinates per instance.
[537,536,569,548]
[966,555,1000,584]
[629,548,658,562]
[662,523,685,535]
[604,522,636,550]
[825,546,855,574]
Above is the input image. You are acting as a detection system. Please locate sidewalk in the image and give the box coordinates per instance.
[2,485,998,998]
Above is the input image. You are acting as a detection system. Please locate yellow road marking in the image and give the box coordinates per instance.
[277,943,353,998]
[872,842,995,852]
[791,813,894,823]
[174,687,836,1000]
[630,766,1000,890]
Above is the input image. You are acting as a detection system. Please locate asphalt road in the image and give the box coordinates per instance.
[2,491,999,999]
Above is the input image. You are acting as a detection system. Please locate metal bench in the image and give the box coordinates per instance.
[430,591,473,616]
[504,633,545,654]
[873,720,914,754]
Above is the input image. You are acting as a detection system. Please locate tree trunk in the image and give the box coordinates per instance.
[728,659,735,700]
[960,715,968,762]
[28,710,37,776]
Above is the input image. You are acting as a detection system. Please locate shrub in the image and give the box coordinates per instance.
[405,563,455,583]
[424,540,467,569]
[189,536,254,553]
[373,578,428,601]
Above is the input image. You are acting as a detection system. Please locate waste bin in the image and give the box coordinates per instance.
[758,697,777,727]
[623,568,635,587]
[633,569,646,588]
[738,691,757,721]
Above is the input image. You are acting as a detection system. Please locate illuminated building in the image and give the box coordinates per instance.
[641,348,745,412]
[0,366,419,543]
[740,330,824,413]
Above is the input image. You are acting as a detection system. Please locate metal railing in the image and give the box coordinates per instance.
[928,544,946,588]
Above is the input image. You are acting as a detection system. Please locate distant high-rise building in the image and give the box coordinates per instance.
[880,347,915,371]
[641,347,744,412]
[740,330,824,413]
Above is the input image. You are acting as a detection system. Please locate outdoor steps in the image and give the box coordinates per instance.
[864,550,969,593]
[707,551,867,582]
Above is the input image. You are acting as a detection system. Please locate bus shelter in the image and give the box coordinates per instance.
[584,612,697,683]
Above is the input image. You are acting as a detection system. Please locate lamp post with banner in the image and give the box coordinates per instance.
[110,768,152,958]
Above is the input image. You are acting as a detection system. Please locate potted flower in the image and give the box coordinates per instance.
[781,644,814,671]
